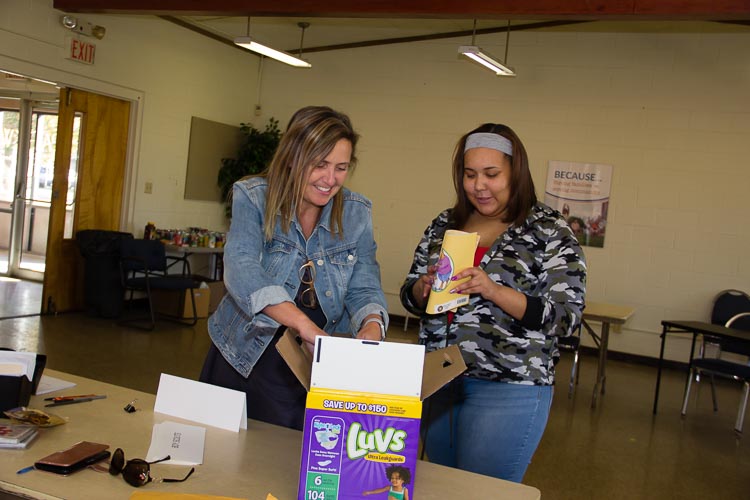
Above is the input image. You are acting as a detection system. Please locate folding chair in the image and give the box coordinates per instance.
[119,239,201,330]
[681,289,750,433]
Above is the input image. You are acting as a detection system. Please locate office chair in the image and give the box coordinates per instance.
[557,323,583,398]
[681,289,750,433]
[119,239,201,330]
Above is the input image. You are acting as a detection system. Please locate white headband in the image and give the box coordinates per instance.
[464,132,513,156]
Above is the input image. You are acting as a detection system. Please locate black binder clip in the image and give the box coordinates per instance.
[123,399,138,413]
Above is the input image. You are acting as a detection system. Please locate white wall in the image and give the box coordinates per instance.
[0,0,259,241]
[257,25,750,361]
[4,3,749,361]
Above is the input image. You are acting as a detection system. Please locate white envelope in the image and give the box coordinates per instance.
[153,373,247,432]
[146,421,205,465]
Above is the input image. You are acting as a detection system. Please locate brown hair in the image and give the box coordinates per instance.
[262,106,359,241]
[451,123,536,228]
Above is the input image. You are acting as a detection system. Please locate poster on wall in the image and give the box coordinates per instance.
[544,160,613,248]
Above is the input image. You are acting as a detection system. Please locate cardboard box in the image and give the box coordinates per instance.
[151,288,210,319]
[277,330,466,500]
[183,276,225,314]
[206,280,226,313]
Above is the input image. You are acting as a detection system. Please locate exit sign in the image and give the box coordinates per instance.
[67,37,95,65]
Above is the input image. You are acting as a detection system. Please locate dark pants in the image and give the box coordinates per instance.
[200,329,307,430]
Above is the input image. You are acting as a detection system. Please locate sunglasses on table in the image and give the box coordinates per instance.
[108,448,194,487]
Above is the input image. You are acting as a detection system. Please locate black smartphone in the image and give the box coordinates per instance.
[34,441,111,475]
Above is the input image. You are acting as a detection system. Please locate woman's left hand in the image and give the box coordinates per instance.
[450,267,499,302]
[449,267,527,320]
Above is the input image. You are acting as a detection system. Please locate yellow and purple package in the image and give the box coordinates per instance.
[276,331,466,500]
[299,390,422,499]
[425,229,479,315]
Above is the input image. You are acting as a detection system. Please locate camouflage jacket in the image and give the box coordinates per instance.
[400,203,586,385]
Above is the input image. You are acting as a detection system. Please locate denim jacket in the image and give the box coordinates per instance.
[208,177,389,377]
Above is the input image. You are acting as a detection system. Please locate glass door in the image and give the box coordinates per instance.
[0,98,68,280]
[17,111,81,274]
[0,107,19,274]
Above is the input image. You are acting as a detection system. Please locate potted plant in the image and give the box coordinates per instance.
[217,118,281,218]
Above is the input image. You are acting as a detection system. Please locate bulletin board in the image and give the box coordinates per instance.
[184,116,242,202]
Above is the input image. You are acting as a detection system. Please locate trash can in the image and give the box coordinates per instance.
[76,229,134,318]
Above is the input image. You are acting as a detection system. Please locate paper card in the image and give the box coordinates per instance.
[146,421,206,465]
[36,375,76,395]
[154,374,247,432]
[426,229,480,314]
[311,336,425,397]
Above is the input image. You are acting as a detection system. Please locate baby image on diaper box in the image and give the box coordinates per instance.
[275,330,465,500]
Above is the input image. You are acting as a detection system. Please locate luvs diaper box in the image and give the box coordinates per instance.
[277,329,466,500]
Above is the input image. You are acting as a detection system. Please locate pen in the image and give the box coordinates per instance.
[44,395,107,407]
[44,393,98,401]
[16,465,35,474]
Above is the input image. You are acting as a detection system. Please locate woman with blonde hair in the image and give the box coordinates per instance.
[201,106,388,430]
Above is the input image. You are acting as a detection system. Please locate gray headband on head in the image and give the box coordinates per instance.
[464,132,513,156]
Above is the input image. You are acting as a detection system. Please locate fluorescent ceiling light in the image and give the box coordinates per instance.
[458,46,515,77]
[234,36,311,68]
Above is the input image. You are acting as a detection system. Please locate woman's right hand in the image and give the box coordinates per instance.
[261,302,329,353]
[411,265,437,308]
[298,324,329,352]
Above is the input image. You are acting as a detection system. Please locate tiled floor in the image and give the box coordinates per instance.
[0,277,43,318]
[1,292,749,498]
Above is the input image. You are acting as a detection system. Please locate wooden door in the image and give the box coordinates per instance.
[42,88,131,313]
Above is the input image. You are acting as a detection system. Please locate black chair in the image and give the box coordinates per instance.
[681,289,750,433]
[119,239,200,330]
[557,323,582,398]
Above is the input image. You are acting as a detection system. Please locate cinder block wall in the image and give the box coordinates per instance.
[257,24,750,361]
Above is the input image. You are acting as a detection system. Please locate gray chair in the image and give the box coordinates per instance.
[681,290,750,433]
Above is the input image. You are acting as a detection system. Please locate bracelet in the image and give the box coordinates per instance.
[362,317,386,341]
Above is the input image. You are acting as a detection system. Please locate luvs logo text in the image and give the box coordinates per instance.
[346,422,406,459]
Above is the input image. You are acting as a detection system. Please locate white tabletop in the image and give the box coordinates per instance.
[583,301,635,324]
[163,243,224,254]
[0,370,540,500]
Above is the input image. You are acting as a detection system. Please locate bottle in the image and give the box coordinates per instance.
[144,221,156,240]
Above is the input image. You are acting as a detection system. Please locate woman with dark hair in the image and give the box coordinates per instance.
[201,105,388,430]
[400,123,586,482]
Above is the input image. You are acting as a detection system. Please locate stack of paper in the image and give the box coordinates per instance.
[0,351,36,380]
[0,423,39,449]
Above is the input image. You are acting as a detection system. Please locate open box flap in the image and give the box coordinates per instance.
[279,328,466,400]
[276,328,313,391]
[311,335,425,397]
[421,345,467,400]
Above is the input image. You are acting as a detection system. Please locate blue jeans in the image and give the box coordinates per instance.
[421,377,553,483]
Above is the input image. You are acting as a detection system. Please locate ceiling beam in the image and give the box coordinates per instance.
[281,21,593,54]
[160,17,593,55]
[53,0,750,20]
